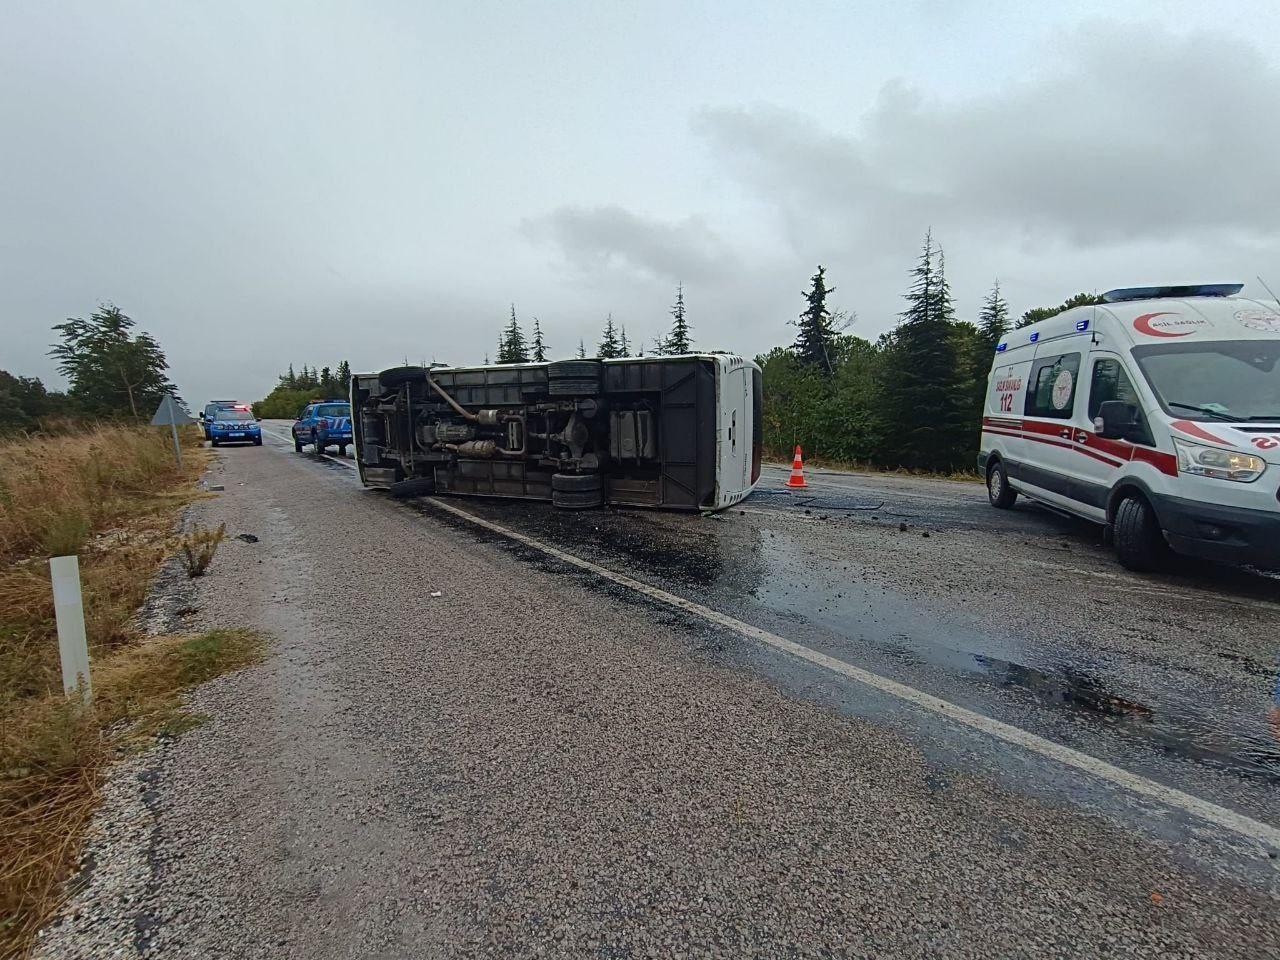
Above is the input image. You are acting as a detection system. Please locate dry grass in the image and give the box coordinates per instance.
[0,422,244,959]
[763,447,982,483]
[0,629,265,958]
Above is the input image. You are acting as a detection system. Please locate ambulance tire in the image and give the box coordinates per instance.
[1112,494,1169,572]
[986,460,1017,509]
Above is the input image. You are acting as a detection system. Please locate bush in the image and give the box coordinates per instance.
[179,522,225,578]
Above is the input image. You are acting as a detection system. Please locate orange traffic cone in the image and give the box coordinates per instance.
[785,445,808,489]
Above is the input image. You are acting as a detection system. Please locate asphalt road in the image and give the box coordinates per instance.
[37,429,1280,958]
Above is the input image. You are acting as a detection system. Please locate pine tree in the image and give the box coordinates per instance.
[335,360,351,395]
[284,364,298,389]
[794,266,838,376]
[879,230,971,471]
[498,305,530,363]
[619,324,631,358]
[531,318,547,362]
[320,366,335,396]
[597,314,622,359]
[664,283,692,354]
[977,280,1011,347]
[577,339,587,359]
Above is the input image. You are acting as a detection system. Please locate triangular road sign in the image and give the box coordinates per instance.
[150,394,193,426]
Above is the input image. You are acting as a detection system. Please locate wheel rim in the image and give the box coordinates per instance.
[990,468,1003,500]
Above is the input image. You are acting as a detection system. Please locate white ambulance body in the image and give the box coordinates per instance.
[978,284,1280,570]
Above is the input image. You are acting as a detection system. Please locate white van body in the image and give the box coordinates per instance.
[978,285,1280,570]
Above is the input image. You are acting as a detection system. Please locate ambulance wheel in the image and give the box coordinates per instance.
[293,433,304,452]
[986,460,1017,509]
[338,444,348,457]
[253,437,262,446]
[1113,494,1169,572]
[551,472,603,509]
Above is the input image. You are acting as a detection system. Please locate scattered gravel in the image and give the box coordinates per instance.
[36,447,1280,958]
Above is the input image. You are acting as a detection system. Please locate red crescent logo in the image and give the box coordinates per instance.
[1133,311,1189,337]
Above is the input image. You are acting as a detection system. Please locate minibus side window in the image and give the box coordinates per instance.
[1024,353,1080,419]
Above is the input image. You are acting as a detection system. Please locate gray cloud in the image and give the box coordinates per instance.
[522,205,738,284]
[694,24,1280,252]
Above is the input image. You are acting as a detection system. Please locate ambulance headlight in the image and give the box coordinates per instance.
[1173,439,1266,482]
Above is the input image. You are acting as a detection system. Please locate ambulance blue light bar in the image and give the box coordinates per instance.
[996,342,1007,352]
[1029,332,1039,343]
[1102,283,1242,303]
[1075,319,1090,332]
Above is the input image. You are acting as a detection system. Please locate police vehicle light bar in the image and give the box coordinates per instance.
[1102,283,1242,303]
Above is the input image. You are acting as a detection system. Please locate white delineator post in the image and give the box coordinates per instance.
[50,555,92,701]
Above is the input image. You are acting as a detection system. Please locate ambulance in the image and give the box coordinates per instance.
[978,284,1280,571]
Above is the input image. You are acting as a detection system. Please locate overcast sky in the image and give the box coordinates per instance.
[5,0,1280,406]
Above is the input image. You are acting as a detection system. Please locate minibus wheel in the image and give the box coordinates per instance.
[986,460,1017,509]
[1113,494,1169,572]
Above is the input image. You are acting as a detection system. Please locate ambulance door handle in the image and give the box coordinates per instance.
[1059,428,1071,439]
[1074,431,1089,443]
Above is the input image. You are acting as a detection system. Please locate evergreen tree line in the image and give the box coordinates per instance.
[758,232,1104,472]
[3,303,178,435]
[253,360,352,419]
[491,284,694,364]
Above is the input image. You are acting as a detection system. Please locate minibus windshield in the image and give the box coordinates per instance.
[1133,340,1280,422]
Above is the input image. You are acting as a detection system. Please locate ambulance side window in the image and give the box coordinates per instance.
[1087,359,1139,420]
[1088,358,1152,445]
[1024,353,1080,419]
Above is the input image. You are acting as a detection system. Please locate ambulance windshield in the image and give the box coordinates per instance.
[1133,340,1280,422]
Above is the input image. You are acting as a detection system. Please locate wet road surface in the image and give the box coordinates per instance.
[42,427,1280,959]
[267,429,1280,883]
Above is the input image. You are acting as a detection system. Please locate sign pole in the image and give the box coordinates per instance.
[150,393,193,467]
[169,414,182,469]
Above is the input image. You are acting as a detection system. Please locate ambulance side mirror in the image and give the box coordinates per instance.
[1096,401,1140,441]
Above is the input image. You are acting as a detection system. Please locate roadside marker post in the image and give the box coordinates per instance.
[49,555,92,701]
[150,394,194,468]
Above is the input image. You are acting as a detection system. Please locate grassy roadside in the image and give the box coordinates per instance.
[763,446,982,482]
[0,424,264,959]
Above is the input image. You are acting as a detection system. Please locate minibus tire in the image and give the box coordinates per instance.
[986,460,1017,509]
[389,476,436,499]
[552,472,603,509]
[1113,494,1169,572]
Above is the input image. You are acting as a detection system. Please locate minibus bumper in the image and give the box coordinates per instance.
[1153,494,1280,569]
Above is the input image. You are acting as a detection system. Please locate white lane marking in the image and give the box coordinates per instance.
[419,495,1280,854]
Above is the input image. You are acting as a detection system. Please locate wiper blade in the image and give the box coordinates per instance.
[1167,401,1234,421]
[1244,415,1280,422]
